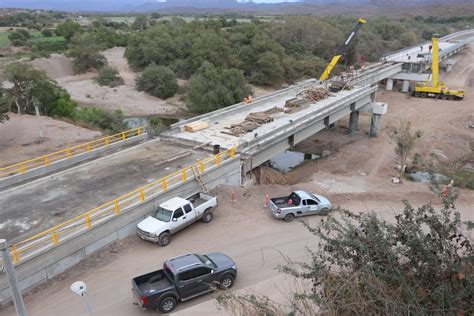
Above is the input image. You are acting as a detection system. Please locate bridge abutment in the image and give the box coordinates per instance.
[349,111,359,135]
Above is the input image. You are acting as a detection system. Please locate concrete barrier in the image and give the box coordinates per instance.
[0,157,240,305]
[0,133,148,190]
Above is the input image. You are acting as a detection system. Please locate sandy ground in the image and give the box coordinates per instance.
[3,45,473,316]
[31,49,188,117]
[0,113,102,167]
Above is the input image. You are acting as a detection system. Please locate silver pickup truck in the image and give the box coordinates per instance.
[269,190,332,222]
[137,192,217,246]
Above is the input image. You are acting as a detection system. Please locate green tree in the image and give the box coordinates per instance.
[69,33,106,74]
[186,62,251,114]
[132,15,149,31]
[3,63,76,118]
[136,65,179,99]
[55,20,81,41]
[7,29,30,46]
[387,119,423,180]
[41,28,53,37]
[0,90,9,124]
[250,51,285,86]
[96,66,124,87]
[218,193,474,314]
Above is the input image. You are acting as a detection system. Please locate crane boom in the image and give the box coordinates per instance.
[319,18,366,81]
[431,36,439,87]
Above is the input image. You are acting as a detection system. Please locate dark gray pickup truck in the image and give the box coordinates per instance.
[132,253,237,313]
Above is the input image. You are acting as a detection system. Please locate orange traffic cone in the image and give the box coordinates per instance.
[231,189,236,203]
[265,192,269,208]
[244,97,248,104]
[248,95,253,103]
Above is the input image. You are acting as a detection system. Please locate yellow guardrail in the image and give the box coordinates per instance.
[0,127,145,179]
[8,147,236,264]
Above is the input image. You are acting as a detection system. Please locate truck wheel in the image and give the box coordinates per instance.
[220,274,235,289]
[414,92,421,97]
[159,296,176,313]
[420,92,427,98]
[448,95,455,100]
[158,232,171,247]
[283,213,294,222]
[441,94,448,100]
[202,210,213,223]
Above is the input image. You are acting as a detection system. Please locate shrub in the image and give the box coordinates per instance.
[136,65,179,99]
[73,107,126,133]
[186,62,251,114]
[69,33,106,74]
[41,29,53,37]
[96,66,124,87]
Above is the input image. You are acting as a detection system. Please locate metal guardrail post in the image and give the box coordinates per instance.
[0,239,28,316]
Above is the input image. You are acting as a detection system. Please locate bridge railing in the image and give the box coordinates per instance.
[5,147,236,265]
[0,127,145,179]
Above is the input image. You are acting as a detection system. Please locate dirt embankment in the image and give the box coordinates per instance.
[0,113,102,167]
[30,48,188,117]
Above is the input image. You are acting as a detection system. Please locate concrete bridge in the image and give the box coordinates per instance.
[0,29,472,306]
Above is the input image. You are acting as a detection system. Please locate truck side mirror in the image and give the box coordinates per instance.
[172,218,177,222]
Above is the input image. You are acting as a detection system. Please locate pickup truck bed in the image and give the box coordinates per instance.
[187,192,214,208]
[270,197,293,208]
[133,270,172,295]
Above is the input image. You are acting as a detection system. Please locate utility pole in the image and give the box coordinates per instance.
[0,239,27,316]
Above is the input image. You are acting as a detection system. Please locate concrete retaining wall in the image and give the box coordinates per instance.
[0,134,148,190]
[0,158,241,305]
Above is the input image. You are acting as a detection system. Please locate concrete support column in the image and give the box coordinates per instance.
[349,111,359,135]
[369,114,382,138]
[386,78,394,91]
[402,80,410,93]
[329,122,337,129]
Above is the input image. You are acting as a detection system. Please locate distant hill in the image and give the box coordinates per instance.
[0,0,473,13]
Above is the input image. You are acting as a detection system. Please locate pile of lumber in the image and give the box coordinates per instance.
[246,112,273,124]
[283,97,310,114]
[229,121,260,136]
[298,86,331,102]
[184,121,209,133]
[329,81,353,92]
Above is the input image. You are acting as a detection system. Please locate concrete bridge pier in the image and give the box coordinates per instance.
[402,80,410,93]
[369,102,388,137]
[349,111,359,135]
[386,78,394,91]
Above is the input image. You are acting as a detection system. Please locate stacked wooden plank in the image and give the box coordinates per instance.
[229,121,260,136]
[283,97,310,114]
[297,86,331,102]
[184,121,209,133]
[329,81,353,92]
[246,112,273,124]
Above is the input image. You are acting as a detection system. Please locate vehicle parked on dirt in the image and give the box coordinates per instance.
[269,190,332,222]
[132,253,237,313]
[136,192,217,246]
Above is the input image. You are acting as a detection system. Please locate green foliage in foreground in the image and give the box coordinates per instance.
[69,33,106,74]
[136,64,179,99]
[73,108,126,133]
[185,62,251,114]
[218,189,474,315]
[96,66,124,88]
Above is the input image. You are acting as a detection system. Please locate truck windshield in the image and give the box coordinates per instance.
[197,254,217,269]
[310,194,321,203]
[152,207,172,222]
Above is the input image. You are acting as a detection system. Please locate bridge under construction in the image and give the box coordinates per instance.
[0,29,472,306]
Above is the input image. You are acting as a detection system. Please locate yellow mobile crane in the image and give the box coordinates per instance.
[413,35,464,100]
[319,18,367,81]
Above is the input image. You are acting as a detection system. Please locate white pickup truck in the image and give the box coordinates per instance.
[137,192,217,246]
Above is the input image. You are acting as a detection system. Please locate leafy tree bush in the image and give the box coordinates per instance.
[136,65,179,99]
[55,20,81,42]
[0,89,9,124]
[69,33,106,74]
[96,66,124,87]
[218,191,474,315]
[7,29,30,45]
[132,15,149,31]
[41,29,53,37]
[73,108,126,133]
[186,62,251,114]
